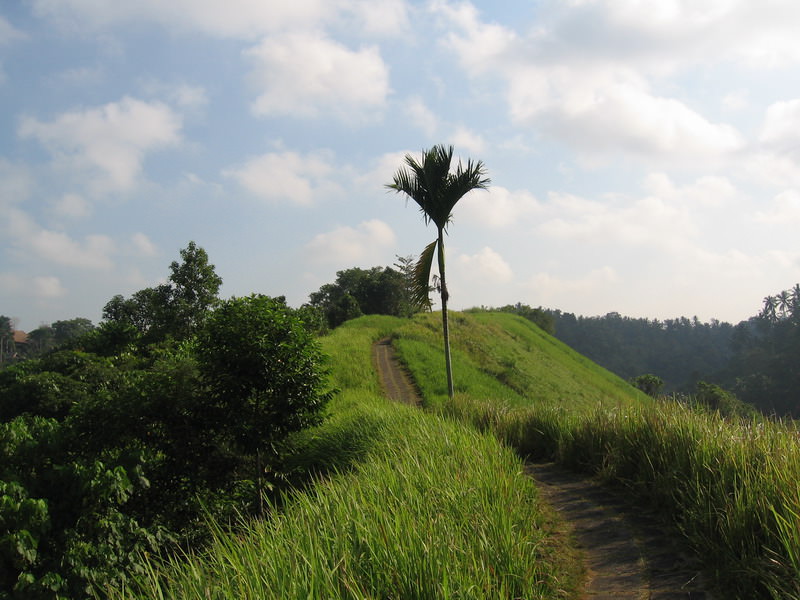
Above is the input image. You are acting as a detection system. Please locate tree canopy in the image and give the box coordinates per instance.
[307,263,417,329]
[102,241,221,344]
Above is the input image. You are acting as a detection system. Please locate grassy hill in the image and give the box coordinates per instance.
[111,312,800,600]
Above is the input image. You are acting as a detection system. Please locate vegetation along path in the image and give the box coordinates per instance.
[371,337,713,599]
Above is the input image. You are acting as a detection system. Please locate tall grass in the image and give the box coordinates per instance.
[106,314,579,600]
[110,410,574,599]
[453,399,800,598]
[399,311,800,599]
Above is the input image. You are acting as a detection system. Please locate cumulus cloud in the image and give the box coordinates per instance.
[755,189,800,224]
[141,80,208,110]
[131,232,158,257]
[245,32,390,120]
[224,150,339,205]
[18,96,182,191]
[30,0,336,38]
[741,99,800,186]
[33,276,67,298]
[537,180,702,252]
[449,126,486,155]
[432,0,747,162]
[5,208,115,269]
[455,247,513,283]
[508,65,743,160]
[355,150,412,192]
[53,193,91,219]
[0,160,32,208]
[305,219,396,265]
[348,0,410,37]
[642,172,739,208]
[0,15,27,44]
[528,266,620,301]
[457,185,540,229]
[759,99,800,151]
[404,96,438,135]
[31,0,407,39]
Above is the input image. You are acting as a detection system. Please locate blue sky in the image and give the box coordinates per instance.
[3,0,800,331]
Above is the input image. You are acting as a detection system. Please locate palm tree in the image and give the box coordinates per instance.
[776,290,791,318]
[762,295,779,323]
[386,144,490,398]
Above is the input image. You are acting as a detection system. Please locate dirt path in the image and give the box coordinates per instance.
[373,337,421,406]
[371,337,714,599]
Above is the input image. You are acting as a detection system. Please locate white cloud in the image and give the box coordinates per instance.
[433,0,516,72]
[642,172,739,208]
[741,99,800,186]
[29,231,115,269]
[537,180,702,252]
[33,276,67,299]
[245,32,390,120]
[524,0,800,71]
[305,219,396,265]
[53,193,91,218]
[18,96,182,191]
[30,0,336,38]
[755,189,800,225]
[760,99,800,151]
[141,80,208,110]
[449,126,486,155]
[5,208,115,269]
[224,150,339,205]
[0,160,32,208]
[722,89,749,112]
[526,266,620,307]
[355,150,413,193]
[404,96,438,135]
[131,232,158,257]
[348,0,410,37]
[433,0,748,162]
[457,185,540,229]
[455,247,513,283]
[0,16,27,44]
[506,65,744,160]
[31,0,410,39]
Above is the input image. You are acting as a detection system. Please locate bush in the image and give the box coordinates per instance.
[195,295,334,462]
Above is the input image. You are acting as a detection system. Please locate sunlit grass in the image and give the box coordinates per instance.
[107,313,579,600]
[407,311,800,599]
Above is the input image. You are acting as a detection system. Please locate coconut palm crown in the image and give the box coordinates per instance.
[386,144,490,398]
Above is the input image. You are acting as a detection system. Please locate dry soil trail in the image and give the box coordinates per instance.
[370,337,713,599]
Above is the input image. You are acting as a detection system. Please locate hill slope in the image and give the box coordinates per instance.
[389,310,649,410]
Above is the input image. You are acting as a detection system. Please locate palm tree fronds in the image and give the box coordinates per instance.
[411,239,437,310]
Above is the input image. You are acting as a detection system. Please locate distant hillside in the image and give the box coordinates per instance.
[545,310,736,392]
[387,311,648,411]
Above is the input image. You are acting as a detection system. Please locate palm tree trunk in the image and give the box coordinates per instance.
[437,229,454,399]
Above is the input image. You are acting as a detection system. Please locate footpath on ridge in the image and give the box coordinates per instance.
[371,337,713,599]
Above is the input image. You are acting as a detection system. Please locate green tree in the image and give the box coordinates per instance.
[195,295,334,505]
[25,326,55,357]
[51,318,94,348]
[629,373,664,397]
[387,144,490,398]
[308,265,416,329]
[168,241,222,338]
[101,242,221,344]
